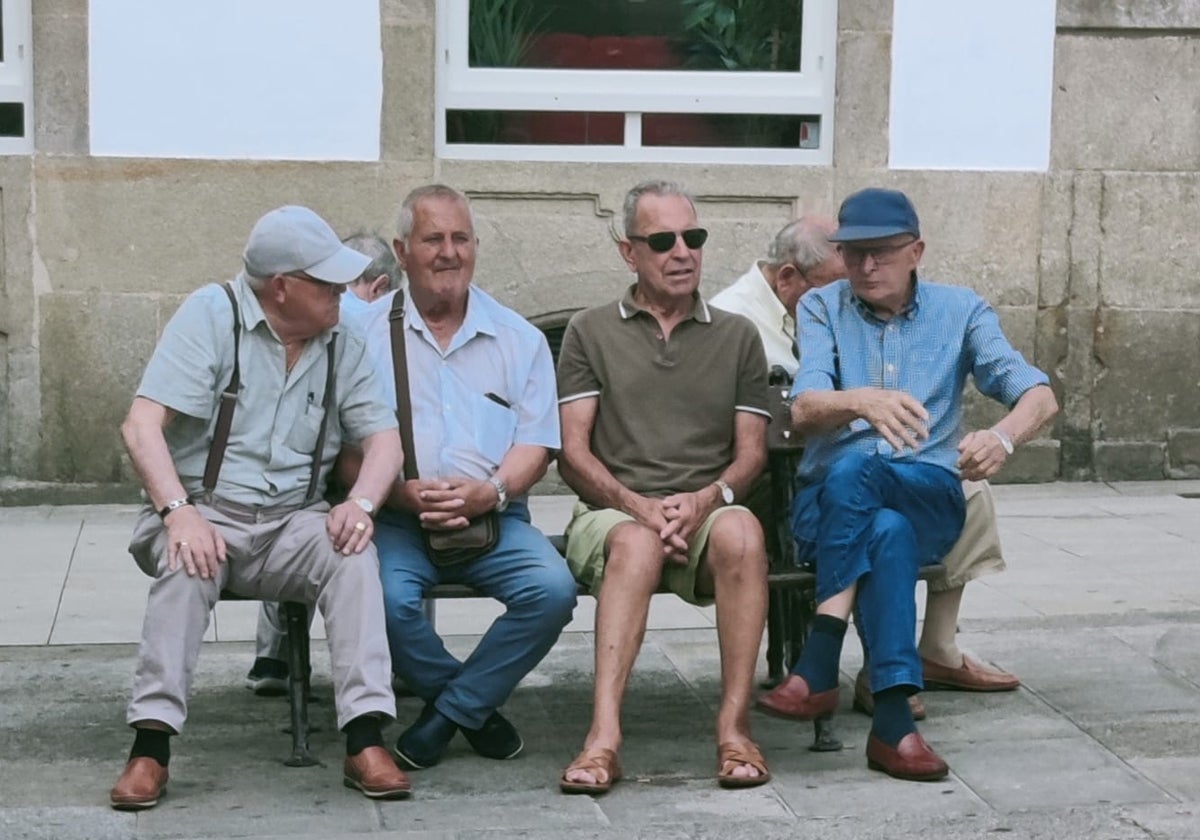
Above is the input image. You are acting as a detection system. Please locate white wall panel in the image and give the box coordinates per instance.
[889,1,1056,171]
[89,0,382,160]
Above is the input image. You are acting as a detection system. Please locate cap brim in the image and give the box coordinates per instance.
[828,225,918,243]
[304,245,372,284]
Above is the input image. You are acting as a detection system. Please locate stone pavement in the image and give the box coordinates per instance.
[1,482,1200,839]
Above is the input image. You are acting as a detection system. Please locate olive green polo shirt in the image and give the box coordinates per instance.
[557,284,769,497]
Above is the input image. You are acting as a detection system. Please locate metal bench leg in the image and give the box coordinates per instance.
[811,715,842,752]
[762,587,786,688]
[282,601,318,767]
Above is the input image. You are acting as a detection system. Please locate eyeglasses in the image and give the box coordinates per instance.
[838,238,917,266]
[627,227,708,253]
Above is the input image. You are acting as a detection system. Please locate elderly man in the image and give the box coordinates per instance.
[246,231,405,696]
[756,188,1058,781]
[354,184,577,770]
[111,206,411,810]
[714,217,1020,722]
[557,180,772,793]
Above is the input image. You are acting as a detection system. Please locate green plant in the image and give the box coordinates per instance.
[680,0,802,72]
[468,0,545,68]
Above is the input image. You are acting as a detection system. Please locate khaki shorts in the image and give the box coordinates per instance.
[563,501,749,606]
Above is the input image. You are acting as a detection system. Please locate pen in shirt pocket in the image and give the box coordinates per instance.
[484,392,511,408]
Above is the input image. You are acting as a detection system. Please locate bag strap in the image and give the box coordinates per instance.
[304,333,338,502]
[389,290,419,481]
[202,283,242,494]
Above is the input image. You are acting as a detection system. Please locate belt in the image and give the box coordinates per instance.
[197,494,310,524]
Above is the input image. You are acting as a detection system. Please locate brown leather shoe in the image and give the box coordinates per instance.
[866,732,949,782]
[852,669,926,720]
[110,757,168,810]
[344,746,412,799]
[756,674,839,721]
[922,655,1020,692]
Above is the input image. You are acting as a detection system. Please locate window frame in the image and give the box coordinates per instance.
[0,0,33,154]
[434,0,837,165]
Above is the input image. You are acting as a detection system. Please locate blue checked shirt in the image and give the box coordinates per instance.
[790,277,1050,482]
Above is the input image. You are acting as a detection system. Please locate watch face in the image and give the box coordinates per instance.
[355,497,375,514]
[721,487,735,504]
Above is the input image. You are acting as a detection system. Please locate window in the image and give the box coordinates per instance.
[0,0,31,153]
[436,0,836,164]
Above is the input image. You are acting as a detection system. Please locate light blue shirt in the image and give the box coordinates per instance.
[136,275,397,507]
[791,277,1049,481]
[353,286,561,488]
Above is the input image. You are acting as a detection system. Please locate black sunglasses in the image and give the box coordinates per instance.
[627,227,708,253]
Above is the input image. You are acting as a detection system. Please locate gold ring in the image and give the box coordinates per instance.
[354,522,367,532]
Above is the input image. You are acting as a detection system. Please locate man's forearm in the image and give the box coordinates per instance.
[559,445,641,514]
[790,389,864,435]
[993,385,1058,447]
[347,430,403,509]
[121,402,188,510]
[494,444,551,498]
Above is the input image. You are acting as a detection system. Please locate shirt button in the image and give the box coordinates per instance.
[886,364,895,373]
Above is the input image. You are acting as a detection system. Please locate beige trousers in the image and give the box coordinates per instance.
[929,479,1006,592]
[125,498,395,733]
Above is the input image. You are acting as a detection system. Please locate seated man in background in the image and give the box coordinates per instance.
[246,230,405,696]
[756,188,1057,781]
[112,206,410,809]
[557,180,771,793]
[713,215,1020,721]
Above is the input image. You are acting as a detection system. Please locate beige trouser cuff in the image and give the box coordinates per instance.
[927,479,1006,593]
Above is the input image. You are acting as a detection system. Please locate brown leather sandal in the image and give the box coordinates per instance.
[560,747,621,795]
[716,740,772,789]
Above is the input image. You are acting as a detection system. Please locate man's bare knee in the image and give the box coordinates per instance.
[603,522,664,580]
[704,510,767,574]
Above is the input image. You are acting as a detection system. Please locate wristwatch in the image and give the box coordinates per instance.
[351,496,376,516]
[158,498,192,520]
[487,476,509,512]
[714,480,735,506]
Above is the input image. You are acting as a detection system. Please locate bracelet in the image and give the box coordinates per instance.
[158,498,193,520]
[987,428,1014,455]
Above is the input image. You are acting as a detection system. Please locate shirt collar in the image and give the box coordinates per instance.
[851,272,923,323]
[747,261,790,329]
[617,283,711,323]
[405,285,497,353]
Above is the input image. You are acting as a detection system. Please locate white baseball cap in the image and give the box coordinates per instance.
[242,205,370,284]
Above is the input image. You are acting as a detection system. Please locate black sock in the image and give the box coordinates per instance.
[792,614,848,693]
[343,714,384,756]
[130,728,170,767]
[871,687,917,746]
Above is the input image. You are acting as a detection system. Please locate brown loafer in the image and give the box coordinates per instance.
[756,674,839,721]
[866,732,948,782]
[852,669,926,720]
[344,745,412,799]
[110,757,168,810]
[922,655,1020,692]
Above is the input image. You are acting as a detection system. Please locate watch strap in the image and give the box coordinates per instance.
[158,498,192,520]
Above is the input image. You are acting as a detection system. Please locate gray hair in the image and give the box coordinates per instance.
[341,232,403,290]
[396,184,476,241]
[243,270,270,292]
[622,180,697,237]
[766,217,835,273]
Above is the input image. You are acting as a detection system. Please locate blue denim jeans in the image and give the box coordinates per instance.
[374,501,577,729]
[791,452,965,692]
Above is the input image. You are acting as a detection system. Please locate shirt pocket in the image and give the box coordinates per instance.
[283,408,325,457]
[473,393,518,468]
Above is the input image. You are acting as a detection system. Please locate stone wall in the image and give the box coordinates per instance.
[1,0,1198,487]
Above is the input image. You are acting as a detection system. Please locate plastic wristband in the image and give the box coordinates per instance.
[988,428,1014,455]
